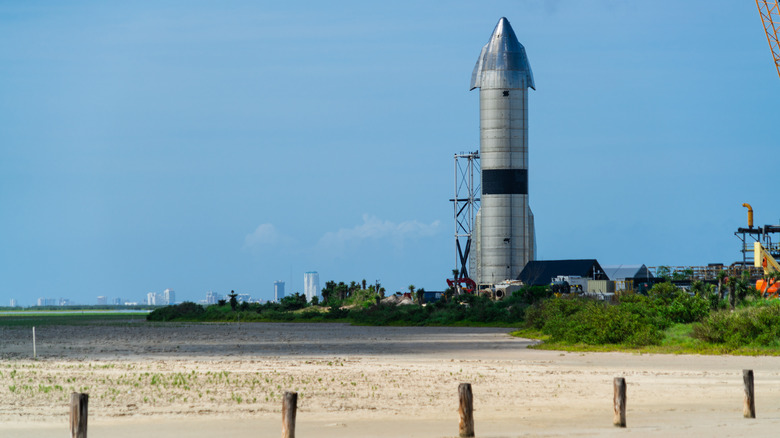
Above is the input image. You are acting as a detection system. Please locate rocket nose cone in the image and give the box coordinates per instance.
[470,17,535,90]
[487,17,522,58]
[492,17,514,41]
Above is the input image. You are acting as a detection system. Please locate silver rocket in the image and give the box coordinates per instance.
[470,17,536,286]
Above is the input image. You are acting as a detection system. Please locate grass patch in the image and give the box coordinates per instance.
[0,313,148,327]
[512,323,780,356]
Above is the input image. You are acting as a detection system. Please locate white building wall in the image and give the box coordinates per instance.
[303,272,319,303]
[205,291,221,304]
[163,289,175,305]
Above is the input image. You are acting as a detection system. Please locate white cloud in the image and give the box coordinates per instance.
[243,223,294,250]
[317,214,441,253]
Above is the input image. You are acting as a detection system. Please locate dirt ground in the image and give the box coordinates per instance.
[2,321,780,437]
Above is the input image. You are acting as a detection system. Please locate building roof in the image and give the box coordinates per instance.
[518,259,607,286]
[602,265,654,281]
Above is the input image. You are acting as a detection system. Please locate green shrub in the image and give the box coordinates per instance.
[661,293,709,324]
[525,297,663,347]
[147,302,205,321]
[693,303,780,347]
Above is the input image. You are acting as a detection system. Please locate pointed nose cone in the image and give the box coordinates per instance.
[470,17,535,90]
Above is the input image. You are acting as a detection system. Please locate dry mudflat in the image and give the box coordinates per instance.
[2,321,780,437]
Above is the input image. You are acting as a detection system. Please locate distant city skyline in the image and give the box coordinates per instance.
[2,276,313,306]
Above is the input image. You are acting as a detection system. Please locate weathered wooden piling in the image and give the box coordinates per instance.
[744,369,755,418]
[458,383,475,437]
[70,392,88,438]
[613,377,626,427]
[282,391,298,438]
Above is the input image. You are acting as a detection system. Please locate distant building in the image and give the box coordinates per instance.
[274,281,285,302]
[163,288,175,305]
[236,294,251,303]
[97,296,107,305]
[36,298,57,307]
[205,291,221,304]
[9,299,17,307]
[147,292,161,305]
[304,271,320,303]
[603,264,653,282]
[112,297,122,305]
[603,264,655,293]
[519,259,608,286]
[59,298,72,306]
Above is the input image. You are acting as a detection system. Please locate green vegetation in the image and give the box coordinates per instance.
[145,276,780,355]
[148,284,552,326]
[0,312,148,327]
[692,301,780,347]
[512,277,780,355]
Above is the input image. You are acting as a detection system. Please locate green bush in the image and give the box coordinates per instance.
[147,302,205,321]
[692,302,780,347]
[525,297,664,347]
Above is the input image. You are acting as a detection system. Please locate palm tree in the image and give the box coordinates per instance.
[716,270,728,300]
[228,290,238,311]
[726,276,735,310]
[735,271,752,305]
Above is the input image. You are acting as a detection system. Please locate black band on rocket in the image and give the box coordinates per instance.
[482,169,528,195]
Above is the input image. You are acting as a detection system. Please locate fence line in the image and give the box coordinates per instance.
[59,371,764,436]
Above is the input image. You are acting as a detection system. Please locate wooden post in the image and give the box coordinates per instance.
[458,383,474,438]
[282,391,297,438]
[32,326,36,359]
[613,377,626,427]
[743,369,755,418]
[70,392,88,438]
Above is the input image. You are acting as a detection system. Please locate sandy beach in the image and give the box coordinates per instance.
[2,321,780,437]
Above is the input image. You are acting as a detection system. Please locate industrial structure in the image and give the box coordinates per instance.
[451,151,480,283]
[448,15,780,299]
[519,260,608,287]
[468,17,536,288]
[756,0,780,80]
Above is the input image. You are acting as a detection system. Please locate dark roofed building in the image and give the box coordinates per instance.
[519,259,608,286]
[602,265,653,281]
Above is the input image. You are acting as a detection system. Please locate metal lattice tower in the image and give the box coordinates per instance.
[757,0,780,80]
[451,152,480,279]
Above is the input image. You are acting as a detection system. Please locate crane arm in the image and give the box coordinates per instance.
[756,0,780,80]
[755,241,780,274]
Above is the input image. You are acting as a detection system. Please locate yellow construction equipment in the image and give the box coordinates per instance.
[754,241,780,273]
[743,203,754,227]
[756,0,780,80]
[754,241,780,297]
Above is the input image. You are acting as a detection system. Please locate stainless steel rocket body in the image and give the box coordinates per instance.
[470,18,535,286]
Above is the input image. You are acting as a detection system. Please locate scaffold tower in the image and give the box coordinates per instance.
[451,152,480,279]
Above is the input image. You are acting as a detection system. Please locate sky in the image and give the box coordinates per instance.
[1,1,777,306]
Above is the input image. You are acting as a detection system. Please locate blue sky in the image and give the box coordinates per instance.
[0,1,776,305]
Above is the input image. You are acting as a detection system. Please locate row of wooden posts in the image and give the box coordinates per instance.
[66,369,760,438]
[611,369,757,428]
